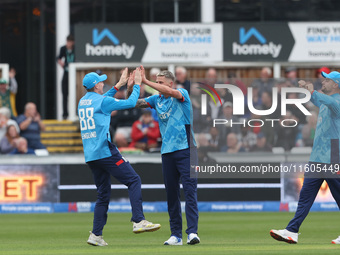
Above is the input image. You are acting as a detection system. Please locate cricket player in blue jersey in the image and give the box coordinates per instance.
[127,66,200,245]
[270,71,340,244]
[78,68,160,247]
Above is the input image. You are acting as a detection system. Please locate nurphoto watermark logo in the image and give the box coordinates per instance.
[200,83,311,128]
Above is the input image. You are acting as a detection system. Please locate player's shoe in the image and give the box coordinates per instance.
[270,229,298,244]
[164,236,183,245]
[187,233,200,245]
[331,236,340,244]
[133,219,161,234]
[87,231,108,246]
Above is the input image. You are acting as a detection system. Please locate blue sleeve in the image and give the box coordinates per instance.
[144,95,158,108]
[16,115,25,125]
[178,88,190,102]
[103,86,118,97]
[311,91,340,116]
[101,85,140,114]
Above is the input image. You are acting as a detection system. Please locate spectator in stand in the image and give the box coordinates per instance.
[196,133,209,147]
[250,83,262,109]
[16,102,46,149]
[191,83,210,133]
[215,87,231,104]
[129,110,160,151]
[275,111,299,151]
[250,132,272,152]
[314,67,330,91]
[150,67,160,82]
[57,34,75,119]
[112,68,155,147]
[217,102,241,146]
[0,69,18,117]
[207,92,223,120]
[138,81,157,121]
[0,107,20,141]
[285,92,307,124]
[226,71,249,118]
[204,68,222,87]
[260,90,279,145]
[208,127,220,151]
[145,68,160,95]
[139,81,152,99]
[237,125,257,152]
[175,66,190,93]
[111,88,142,147]
[10,137,35,155]
[226,71,247,95]
[285,66,298,87]
[0,124,20,154]
[220,132,245,153]
[302,111,318,147]
[251,67,274,97]
[275,78,290,95]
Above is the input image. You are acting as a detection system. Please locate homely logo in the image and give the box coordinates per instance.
[232,27,282,58]
[200,84,311,128]
[85,28,135,59]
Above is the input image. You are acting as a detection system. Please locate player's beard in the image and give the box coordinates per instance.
[321,86,329,94]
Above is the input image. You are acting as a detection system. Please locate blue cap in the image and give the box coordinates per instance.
[83,72,107,89]
[321,71,340,86]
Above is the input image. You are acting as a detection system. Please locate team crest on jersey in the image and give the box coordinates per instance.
[159,108,172,120]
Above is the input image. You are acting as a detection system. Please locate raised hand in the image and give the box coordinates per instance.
[116,67,129,88]
[140,65,147,83]
[298,80,307,88]
[135,68,142,85]
[127,71,135,88]
[298,80,313,93]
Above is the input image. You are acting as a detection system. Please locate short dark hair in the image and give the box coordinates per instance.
[142,110,152,116]
[67,34,74,42]
[85,87,95,92]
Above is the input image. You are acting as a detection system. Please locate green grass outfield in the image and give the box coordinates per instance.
[1,212,340,255]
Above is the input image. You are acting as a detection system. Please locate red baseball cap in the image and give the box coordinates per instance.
[318,67,330,74]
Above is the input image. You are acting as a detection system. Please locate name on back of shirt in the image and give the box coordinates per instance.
[79,99,92,106]
[82,131,97,139]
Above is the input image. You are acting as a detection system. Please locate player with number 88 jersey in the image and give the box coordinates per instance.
[78,68,161,247]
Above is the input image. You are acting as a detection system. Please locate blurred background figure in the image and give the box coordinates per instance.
[0,124,20,154]
[175,66,190,93]
[10,137,35,155]
[16,102,46,149]
[237,124,257,152]
[285,66,298,87]
[260,91,279,145]
[0,71,18,118]
[217,102,240,146]
[250,132,272,152]
[221,132,245,153]
[302,111,318,147]
[226,71,247,95]
[251,67,274,97]
[57,34,75,119]
[275,111,299,151]
[146,67,160,95]
[0,107,19,141]
[207,127,220,152]
[129,110,160,151]
[204,68,221,86]
[314,67,330,91]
